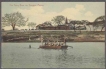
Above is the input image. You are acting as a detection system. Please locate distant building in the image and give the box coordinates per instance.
[36,25,70,30]
[36,17,87,30]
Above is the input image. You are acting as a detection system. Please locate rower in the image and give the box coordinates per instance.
[58,42,60,46]
[61,42,64,46]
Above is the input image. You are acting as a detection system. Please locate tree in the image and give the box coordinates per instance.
[81,20,91,31]
[43,21,52,27]
[27,22,36,30]
[2,12,28,30]
[77,21,82,33]
[93,15,105,31]
[51,15,65,26]
[70,20,77,32]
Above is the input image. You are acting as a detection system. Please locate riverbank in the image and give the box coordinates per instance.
[2,31,105,42]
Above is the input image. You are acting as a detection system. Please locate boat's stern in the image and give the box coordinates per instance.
[61,45,68,49]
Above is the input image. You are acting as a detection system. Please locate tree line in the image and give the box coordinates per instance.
[2,12,105,31]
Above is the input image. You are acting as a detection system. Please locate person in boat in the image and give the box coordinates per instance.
[48,42,51,46]
[51,42,52,46]
[50,42,52,46]
[45,42,47,45]
[59,42,62,46]
[56,44,58,46]
[46,42,48,45]
[51,42,54,46]
[54,42,56,46]
[58,42,60,46]
[55,42,58,46]
[61,42,64,46]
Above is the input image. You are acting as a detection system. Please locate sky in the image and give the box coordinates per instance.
[1,2,105,30]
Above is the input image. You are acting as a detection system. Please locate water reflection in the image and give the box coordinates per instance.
[55,49,75,67]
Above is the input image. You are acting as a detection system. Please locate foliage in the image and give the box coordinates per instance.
[27,22,36,29]
[43,21,52,26]
[2,12,28,30]
[93,15,105,31]
[81,20,91,31]
[51,15,65,26]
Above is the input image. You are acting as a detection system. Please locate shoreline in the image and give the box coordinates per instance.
[2,31,105,43]
[2,41,105,43]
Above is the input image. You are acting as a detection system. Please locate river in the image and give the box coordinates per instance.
[1,42,105,68]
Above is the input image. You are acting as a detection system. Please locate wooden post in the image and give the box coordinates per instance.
[64,36,66,46]
[41,35,43,46]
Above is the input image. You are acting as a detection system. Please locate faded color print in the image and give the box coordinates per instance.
[1,2,105,68]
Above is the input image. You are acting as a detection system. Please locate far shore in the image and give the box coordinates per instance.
[2,31,105,42]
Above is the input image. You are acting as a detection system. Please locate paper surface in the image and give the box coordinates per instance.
[1,2,105,68]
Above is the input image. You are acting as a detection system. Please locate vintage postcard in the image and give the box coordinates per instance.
[1,2,105,68]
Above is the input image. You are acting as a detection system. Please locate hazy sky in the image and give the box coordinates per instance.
[1,2,105,30]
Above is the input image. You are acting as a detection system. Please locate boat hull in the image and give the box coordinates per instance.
[39,45,68,49]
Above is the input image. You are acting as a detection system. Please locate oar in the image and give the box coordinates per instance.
[68,46,73,48]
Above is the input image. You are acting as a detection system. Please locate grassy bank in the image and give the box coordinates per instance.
[2,31,105,42]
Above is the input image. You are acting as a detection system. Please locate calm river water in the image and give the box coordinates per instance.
[1,42,105,68]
